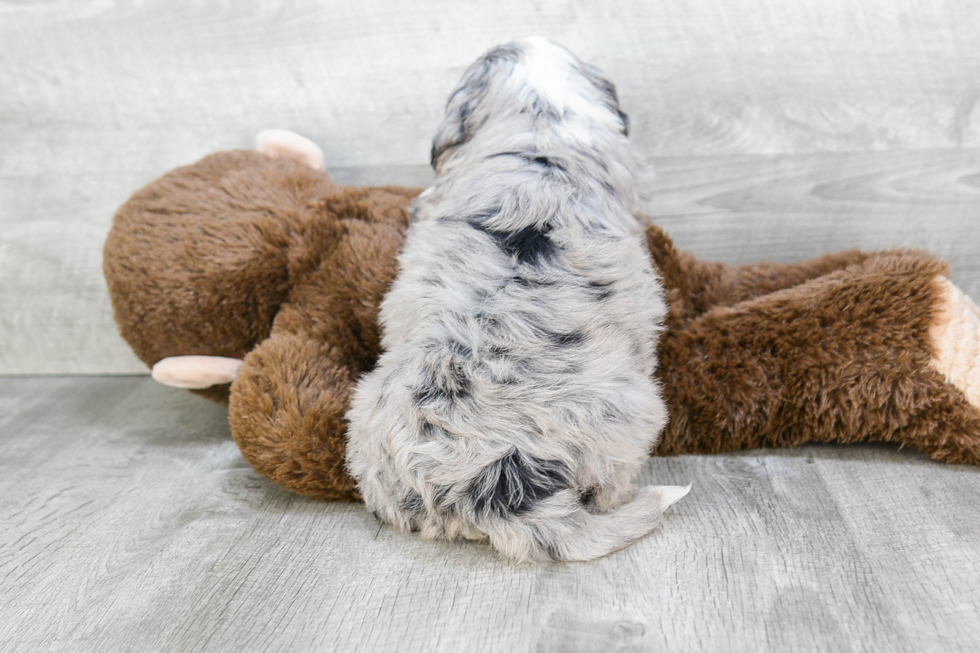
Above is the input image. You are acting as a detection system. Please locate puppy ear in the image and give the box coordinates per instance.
[579,63,629,136]
[430,60,490,169]
[430,45,522,169]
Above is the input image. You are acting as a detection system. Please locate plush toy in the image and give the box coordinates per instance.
[104,131,980,501]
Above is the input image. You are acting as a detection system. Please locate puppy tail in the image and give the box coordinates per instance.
[484,483,690,563]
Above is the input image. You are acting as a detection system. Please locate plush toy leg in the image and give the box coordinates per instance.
[152,356,243,389]
[230,333,361,501]
[255,130,325,171]
[654,252,980,465]
[228,200,412,501]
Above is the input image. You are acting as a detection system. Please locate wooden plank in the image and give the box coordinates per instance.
[1,377,979,651]
[2,0,979,163]
[650,149,980,298]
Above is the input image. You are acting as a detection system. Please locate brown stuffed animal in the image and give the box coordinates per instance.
[104,131,980,501]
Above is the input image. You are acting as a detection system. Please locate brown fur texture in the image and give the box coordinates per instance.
[104,150,980,501]
[648,232,980,463]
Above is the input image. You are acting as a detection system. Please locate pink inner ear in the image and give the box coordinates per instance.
[255,129,325,170]
[151,356,244,389]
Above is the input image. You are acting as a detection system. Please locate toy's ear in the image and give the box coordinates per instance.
[152,356,243,389]
[225,198,412,501]
[256,130,325,170]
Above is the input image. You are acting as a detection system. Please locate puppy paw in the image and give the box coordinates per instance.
[151,356,244,389]
[255,129,325,170]
[929,276,980,410]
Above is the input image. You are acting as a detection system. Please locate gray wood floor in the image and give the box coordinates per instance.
[2,377,979,652]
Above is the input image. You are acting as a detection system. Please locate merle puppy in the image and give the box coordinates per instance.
[346,38,689,562]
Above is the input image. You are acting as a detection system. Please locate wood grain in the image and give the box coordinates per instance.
[2,0,980,373]
[651,149,980,298]
[1,377,978,652]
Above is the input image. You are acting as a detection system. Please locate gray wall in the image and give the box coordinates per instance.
[2,0,979,374]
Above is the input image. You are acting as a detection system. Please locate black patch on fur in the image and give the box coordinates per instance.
[475,311,502,334]
[616,109,630,136]
[433,484,452,506]
[467,449,569,517]
[401,490,425,514]
[469,221,557,266]
[413,357,472,406]
[485,343,510,358]
[432,485,459,518]
[447,339,472,358]
[487,151,568,176]
[530,155,560,170]
[588,279,615,301]
[447,356,470,385]
[545,330,586,347]
[513,274,555,289]
[419,420,442,438]
[527,91,561,122]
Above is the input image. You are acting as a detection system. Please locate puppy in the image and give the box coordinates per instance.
[346,38,689,562]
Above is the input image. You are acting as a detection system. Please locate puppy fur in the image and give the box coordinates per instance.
[345,38,687,563]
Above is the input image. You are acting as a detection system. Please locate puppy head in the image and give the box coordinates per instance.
[430,37,629,169]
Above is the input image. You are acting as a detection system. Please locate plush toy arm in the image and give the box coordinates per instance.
[653,250,980,464]
[228,213,408,501]
[230,332,362,501]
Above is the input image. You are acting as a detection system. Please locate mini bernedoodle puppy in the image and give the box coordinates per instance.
[346,37,689,562]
